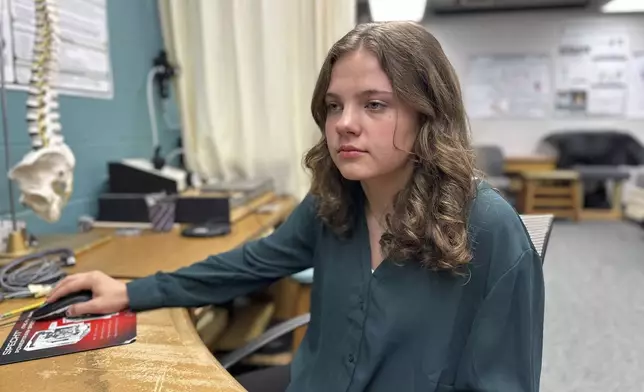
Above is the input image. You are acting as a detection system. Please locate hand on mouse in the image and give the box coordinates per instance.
[46,271,130,317]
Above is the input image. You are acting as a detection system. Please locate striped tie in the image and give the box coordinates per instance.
[145,194,176,232]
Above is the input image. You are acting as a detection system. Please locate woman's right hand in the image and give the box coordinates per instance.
[46,271,130,317]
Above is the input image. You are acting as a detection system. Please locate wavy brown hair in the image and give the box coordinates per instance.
[304,21,477,272]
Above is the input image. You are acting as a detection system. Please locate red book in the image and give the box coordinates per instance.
[0,310,136,366]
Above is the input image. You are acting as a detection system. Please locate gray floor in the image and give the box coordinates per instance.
[541,220,644,392]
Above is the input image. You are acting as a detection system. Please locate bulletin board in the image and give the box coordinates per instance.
[465,53,551,119]
[554,27,630,118]
[465,26,644,120]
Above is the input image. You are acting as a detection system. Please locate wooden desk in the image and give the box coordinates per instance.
[503,156,558,200]
[0,194,297,391]
[520,170,581,220]
[503,156,557,175]
[0,298,246,392]
[70,195,296,279]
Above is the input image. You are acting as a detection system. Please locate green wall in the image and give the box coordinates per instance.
[0,0,179,235]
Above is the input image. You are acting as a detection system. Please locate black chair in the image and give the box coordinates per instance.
[538,131,644,210]
[219,213,555,369]
[474,145,512,193]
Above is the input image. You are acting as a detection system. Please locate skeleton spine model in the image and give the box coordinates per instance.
[8,0,76,222]
[28,0,61,149]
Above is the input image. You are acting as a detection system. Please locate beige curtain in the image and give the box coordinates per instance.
[157,0,356,198]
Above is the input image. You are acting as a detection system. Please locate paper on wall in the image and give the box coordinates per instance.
[592,59,628,85]
[555,27,629,117]
[465,53,551,119]
[0,0,14,83]
[591,32,630,59]
[628,52,644,119]
[587,87,627,116]
[3,0,112,99]
[556,33,592,91]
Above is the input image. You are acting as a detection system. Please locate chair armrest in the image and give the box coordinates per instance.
[219,313,311,369]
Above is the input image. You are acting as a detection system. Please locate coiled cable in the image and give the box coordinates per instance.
[0,248,75,301]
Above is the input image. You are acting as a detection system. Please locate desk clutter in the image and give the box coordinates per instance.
[0,307,136,366]
[505,159,632,221]
[0,192,294,390]
[95,159,275,236]
[477,130,644,223]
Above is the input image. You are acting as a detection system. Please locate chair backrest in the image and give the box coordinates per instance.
[519,214,555,263]
[540,131,644,167]
[637,172,644,188]
[475,145,505,176]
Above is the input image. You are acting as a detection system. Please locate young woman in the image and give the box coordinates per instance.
[47,21,544,392]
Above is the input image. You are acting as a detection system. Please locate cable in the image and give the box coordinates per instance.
[0,248,75,301]
[147,66,164,148]
[164,147,183,165]
[162,96,181,130]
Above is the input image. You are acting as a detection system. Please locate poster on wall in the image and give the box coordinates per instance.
[0,0,112,99]
[555,27,629,117]
[587,87,627,116]
[555,90,587,114]
[465,54,551,119]
[628,52,644,119]
[0,0,14,82]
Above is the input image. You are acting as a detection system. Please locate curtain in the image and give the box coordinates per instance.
[157,0,356,199]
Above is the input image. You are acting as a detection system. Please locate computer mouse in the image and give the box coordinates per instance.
[32,290,94,321]
[181,222,231,238]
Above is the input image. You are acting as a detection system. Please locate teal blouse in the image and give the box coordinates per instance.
[127,183,544,391]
